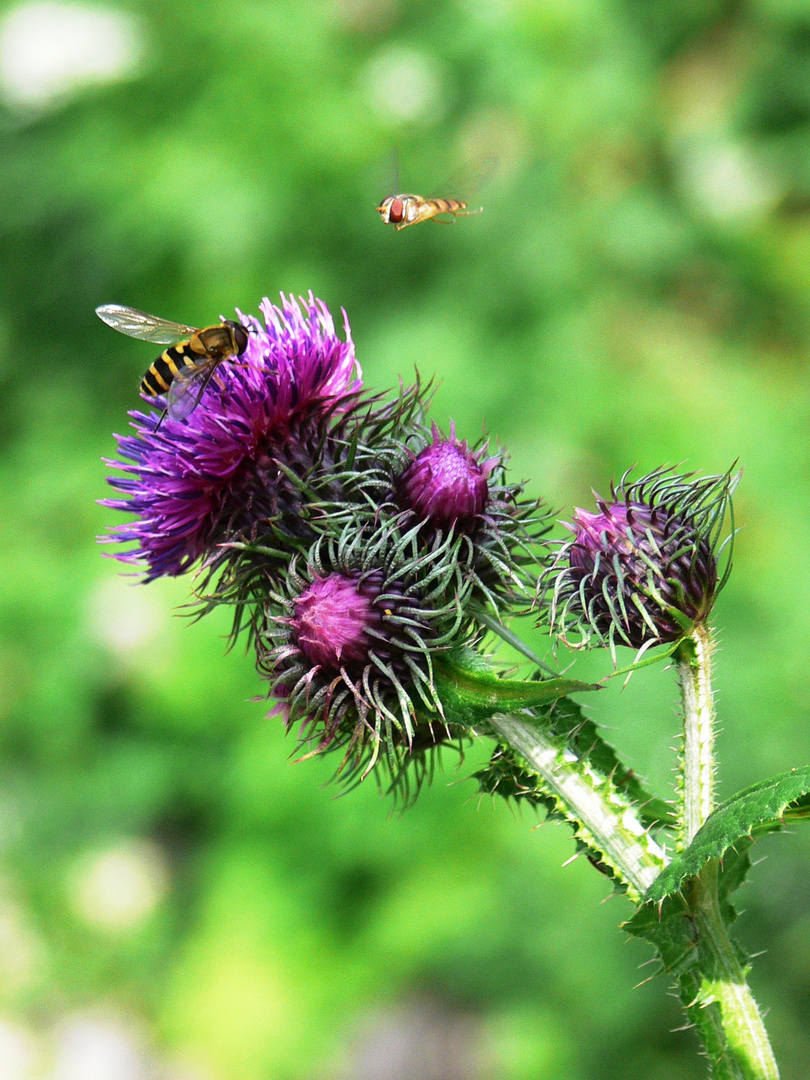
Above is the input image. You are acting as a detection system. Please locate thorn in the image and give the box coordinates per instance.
[633,974,658,989]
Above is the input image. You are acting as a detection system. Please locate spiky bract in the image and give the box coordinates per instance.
[334,422,551,616]
[545,468,736,650]
[257,524,477,783]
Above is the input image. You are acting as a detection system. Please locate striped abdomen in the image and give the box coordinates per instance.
[427,197,466,215]
[140,339,202,397]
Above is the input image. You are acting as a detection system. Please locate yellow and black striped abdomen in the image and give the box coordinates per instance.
[139,340,200,397]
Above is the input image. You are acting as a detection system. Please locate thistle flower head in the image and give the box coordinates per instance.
[292,573,382,669]
[375,422,550,616]
[99,293,361,581]
[258,524,475,780]
[395,422,495,531]
[546,468,736,649]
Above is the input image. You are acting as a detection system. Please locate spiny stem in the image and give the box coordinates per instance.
[687,861,780,1080]
[490,712,668,901]
[678,621,716,847]
[677,622,780,1079]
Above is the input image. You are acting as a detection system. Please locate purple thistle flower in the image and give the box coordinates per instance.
[395,422,496,531]
[385,422,550,614]
[100,294,361,581]
[258,525,475,779]
[293,573,382,670]
[545,468,736,649]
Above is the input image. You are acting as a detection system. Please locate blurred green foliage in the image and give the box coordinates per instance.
[2,0,810,1076]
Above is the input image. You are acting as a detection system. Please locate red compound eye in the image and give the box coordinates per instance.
[389,198,404,223]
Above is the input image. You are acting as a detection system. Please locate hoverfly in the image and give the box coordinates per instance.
[96,304,249,428]
[376,154,497,231]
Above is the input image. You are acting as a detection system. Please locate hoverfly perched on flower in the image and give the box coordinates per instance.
[376,154,498,231]
[96,304,250,429]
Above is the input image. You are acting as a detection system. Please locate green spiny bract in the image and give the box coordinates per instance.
[256,523,479,787]
[542,467,737,651]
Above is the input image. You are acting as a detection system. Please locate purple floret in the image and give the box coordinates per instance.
[293,573,383,670]
[100,293,361,580]
[395,422,495,532]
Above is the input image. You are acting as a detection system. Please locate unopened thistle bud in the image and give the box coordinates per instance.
[546,468,735,649]
[395,422,494,531]
[389,422,550,613]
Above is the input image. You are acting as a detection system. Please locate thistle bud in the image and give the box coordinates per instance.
[547,469,735,648]
[395,423,494,531]
[292,572,383,670]
[258,525,475,778]
[385,421,551,614]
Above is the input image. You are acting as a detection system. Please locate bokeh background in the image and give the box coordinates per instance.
[1,0,810,1077]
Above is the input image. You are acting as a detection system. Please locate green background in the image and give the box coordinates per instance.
[1,0,809,1076]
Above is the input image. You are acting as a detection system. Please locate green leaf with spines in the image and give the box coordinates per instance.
[625,764,810,1045]
[475,695,674,894]
[644,765,810,906]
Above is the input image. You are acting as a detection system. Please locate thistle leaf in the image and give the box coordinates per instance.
[643,765,810,906]
[433,652,599,727]
[476,696,674,896]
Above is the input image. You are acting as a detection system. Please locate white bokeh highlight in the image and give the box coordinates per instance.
[0,2,141,110]
[0,1019,37,1080]
[71,840,168,933]
[362,46,444,123]
[87,575,164,661]
[50,1017,146,1080]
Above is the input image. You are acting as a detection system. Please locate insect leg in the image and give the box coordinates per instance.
[188,365,219,413]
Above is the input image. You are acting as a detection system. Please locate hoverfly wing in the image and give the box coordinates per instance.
[96,304,198,345]
[431,153,499,202]
[165,359,219,421]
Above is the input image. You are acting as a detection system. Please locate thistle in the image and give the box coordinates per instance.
[383,423,550,615]
[395,421,495,531]
[546,468,736,650]
[256,524,477,781]
[99,293,361,581]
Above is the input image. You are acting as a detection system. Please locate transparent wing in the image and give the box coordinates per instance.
[165,359,219,421]
[432,153,499,202]
[96,304,198,345]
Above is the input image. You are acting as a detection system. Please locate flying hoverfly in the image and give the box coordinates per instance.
[96,304,250,428]
[376,154,498,231]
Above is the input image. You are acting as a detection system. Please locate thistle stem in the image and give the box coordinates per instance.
[678,621,717,846]
[475,609,559,676]
[490,712,668,901]
[677,623,780,1079]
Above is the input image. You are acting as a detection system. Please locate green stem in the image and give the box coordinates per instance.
[677,624,780,1080]
[683,860,780,1080]
[490,712,668,901]
[475,609,559,676]
[678,622,717,847]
